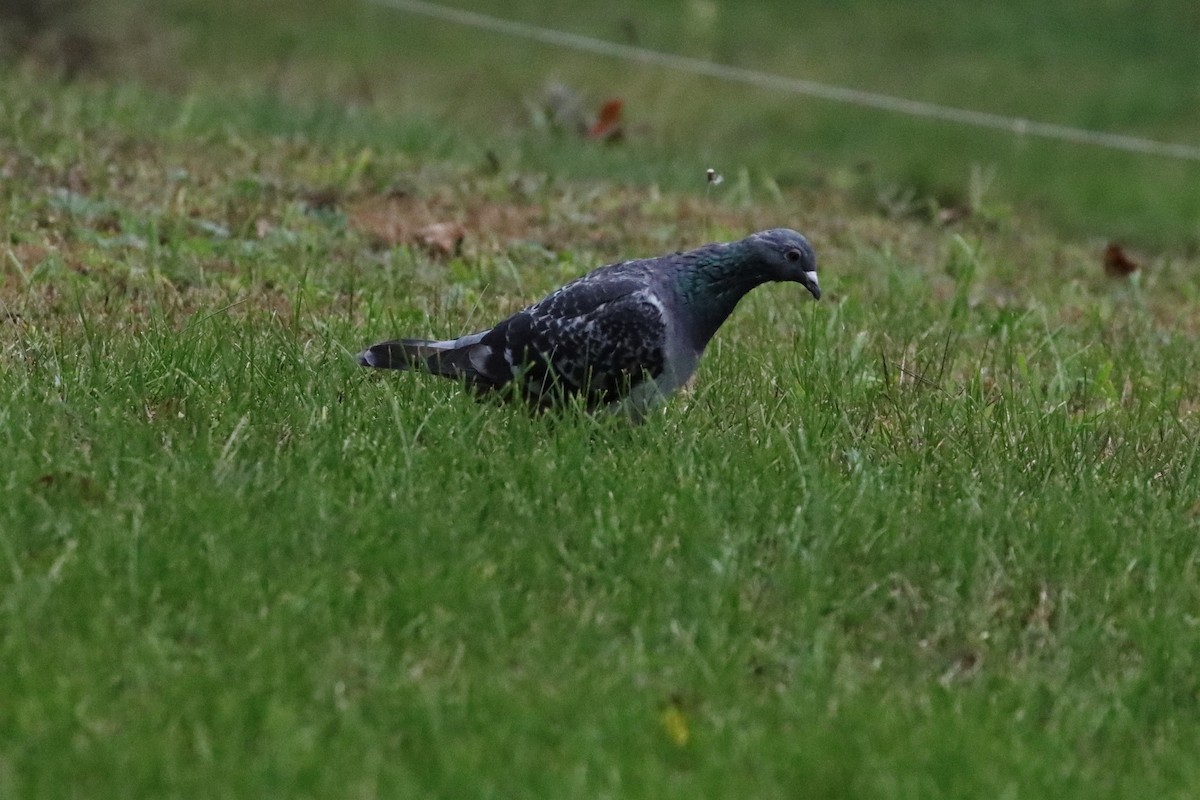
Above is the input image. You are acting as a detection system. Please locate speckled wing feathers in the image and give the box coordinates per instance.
[467,265,670,406]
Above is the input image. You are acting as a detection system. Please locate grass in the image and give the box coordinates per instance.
[3,5,1200,797]
[160,0,1200,245]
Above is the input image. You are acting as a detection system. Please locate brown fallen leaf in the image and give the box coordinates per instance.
[587,98,625,142]
[415,221,465,257]
[1103,242,1139,277]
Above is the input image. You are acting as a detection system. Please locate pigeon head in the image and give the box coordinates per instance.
[744,228,820,300]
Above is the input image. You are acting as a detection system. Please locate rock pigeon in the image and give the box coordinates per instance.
[358,228,820,418]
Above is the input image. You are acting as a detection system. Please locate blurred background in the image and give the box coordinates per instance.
[5,0,1199,246]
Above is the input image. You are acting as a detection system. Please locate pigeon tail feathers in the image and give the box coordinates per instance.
[358,339,455,374]
[358,335,508,389]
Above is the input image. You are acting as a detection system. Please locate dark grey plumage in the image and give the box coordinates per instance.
[358,228,820,416]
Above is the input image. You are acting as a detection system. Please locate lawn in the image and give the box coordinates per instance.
[3,2,1200,797]
[164,0,1200,244]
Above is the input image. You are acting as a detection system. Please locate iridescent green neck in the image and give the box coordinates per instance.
[677,241,771,347]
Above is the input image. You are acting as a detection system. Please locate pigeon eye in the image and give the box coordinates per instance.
[785,249,802,262]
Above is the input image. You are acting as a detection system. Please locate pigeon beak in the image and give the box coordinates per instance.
[803,270,821,300]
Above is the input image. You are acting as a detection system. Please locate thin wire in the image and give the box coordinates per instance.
[369,0,1200,162]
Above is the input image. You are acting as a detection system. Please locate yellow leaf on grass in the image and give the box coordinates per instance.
[660,705,690,747]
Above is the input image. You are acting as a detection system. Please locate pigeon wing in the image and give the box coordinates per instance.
[467,271,668,405]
